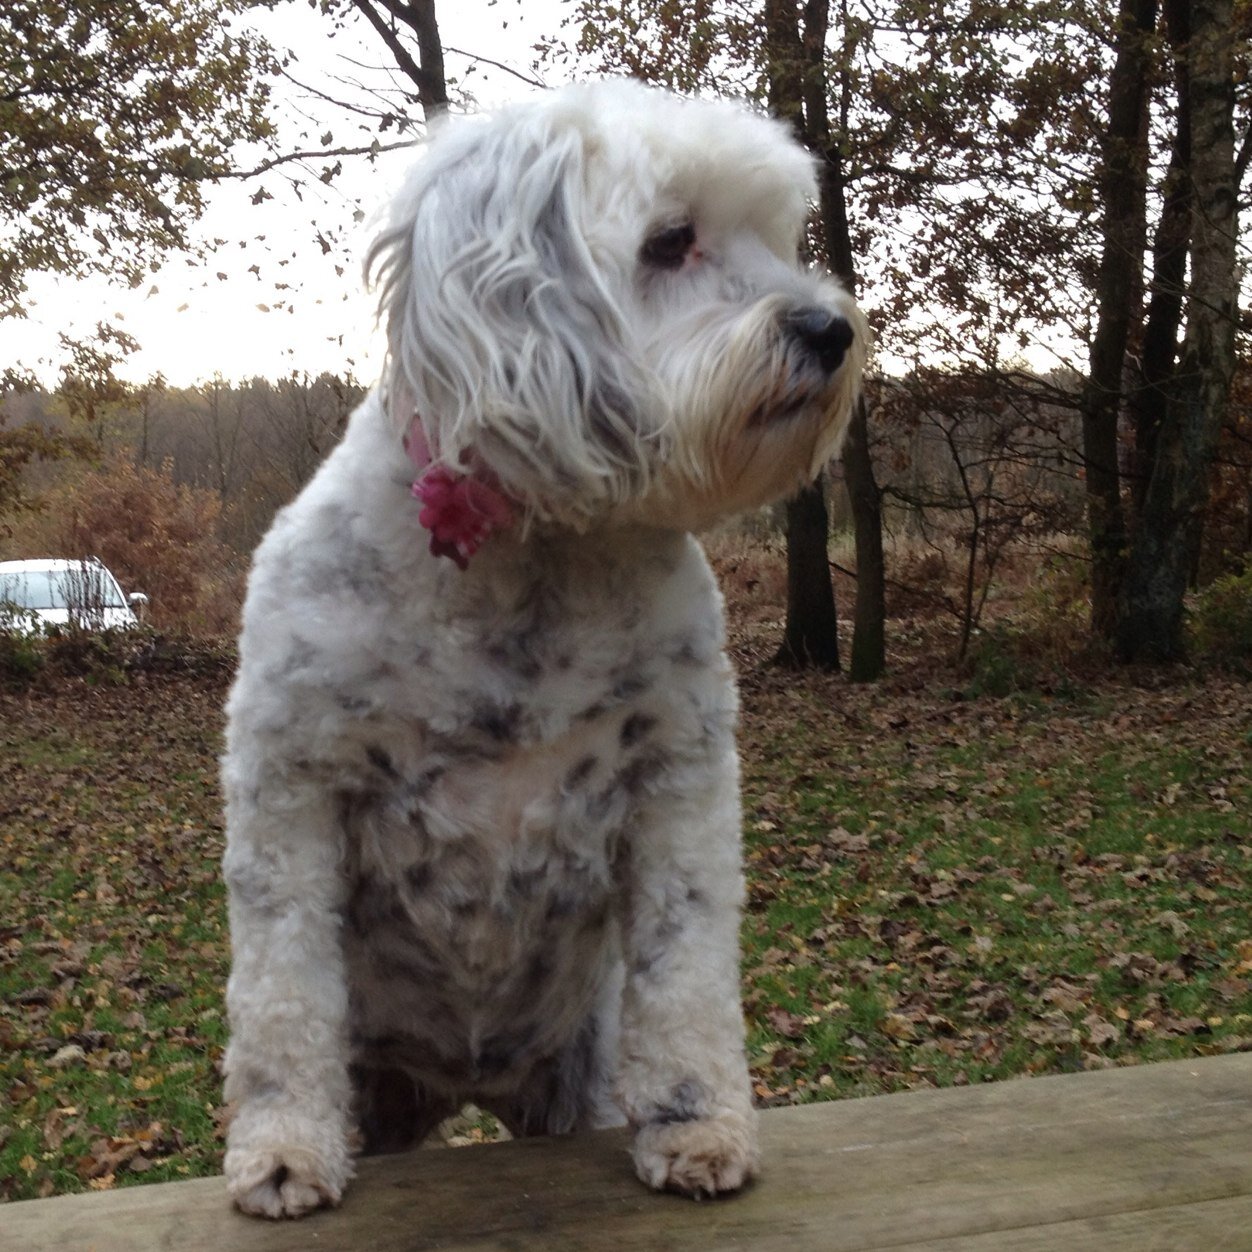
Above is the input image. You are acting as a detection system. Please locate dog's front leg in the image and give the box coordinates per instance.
[221,780,354,1219]
[616,761,760,1198]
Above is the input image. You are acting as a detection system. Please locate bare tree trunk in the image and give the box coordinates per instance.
[766,0,884,676]
[1116,0,1239,661]
[826,0,884,681]
[1079,0,1157,639]
[764,0,806,130]
[350,1,448,119]
[776,473,840,669]
[765,0,842,671]
[1128,0,1191,520]
[841,396,884,677]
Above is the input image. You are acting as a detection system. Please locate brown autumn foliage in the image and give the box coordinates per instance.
[1203,362,1252,576]
[12,456,242,634]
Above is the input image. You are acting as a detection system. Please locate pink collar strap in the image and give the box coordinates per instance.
[405,416,515,569]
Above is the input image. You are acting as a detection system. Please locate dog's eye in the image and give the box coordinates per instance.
[641,222,696,269]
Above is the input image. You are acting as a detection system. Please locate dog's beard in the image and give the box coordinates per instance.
[615,298,860,531]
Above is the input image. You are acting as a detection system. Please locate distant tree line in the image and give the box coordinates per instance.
[2,355,1247,649]
[4,372,364,557]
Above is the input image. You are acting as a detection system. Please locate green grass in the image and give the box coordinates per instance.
[738,670,1252,1106]
[1,675,230,1200]
[1,656,1249,1201]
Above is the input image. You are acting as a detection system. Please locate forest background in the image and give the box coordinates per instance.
[2,0,1249,674]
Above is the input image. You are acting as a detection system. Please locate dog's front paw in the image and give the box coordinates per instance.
[225,1109,353,1219]
[633,1112,759,1198]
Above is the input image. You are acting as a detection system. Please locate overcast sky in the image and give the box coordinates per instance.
[12,2,566,388]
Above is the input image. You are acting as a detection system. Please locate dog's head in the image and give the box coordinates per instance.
[368,79,866,538]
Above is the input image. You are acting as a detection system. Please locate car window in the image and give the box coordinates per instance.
[0,567,126,610]
[1,571,60,609]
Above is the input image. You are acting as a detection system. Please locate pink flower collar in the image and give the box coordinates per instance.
[405,417,515,569]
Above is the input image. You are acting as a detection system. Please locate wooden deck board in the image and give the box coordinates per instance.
[6,1053,1251,1251]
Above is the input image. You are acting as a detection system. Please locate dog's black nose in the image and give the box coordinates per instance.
[785,307,855,373]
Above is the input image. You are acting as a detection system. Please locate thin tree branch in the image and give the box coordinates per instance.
[220,140,416,181]
[349,0,436,110]
[281,68,412,124]
[444,44,547,91]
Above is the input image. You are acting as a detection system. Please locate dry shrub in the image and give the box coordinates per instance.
[960,545,1095,694]
[885,539,953,620]
[703,531,788,624]
[16,456,242,635]
[1191,567,1252,671]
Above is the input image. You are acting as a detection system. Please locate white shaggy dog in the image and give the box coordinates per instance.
[221,78,864,1220]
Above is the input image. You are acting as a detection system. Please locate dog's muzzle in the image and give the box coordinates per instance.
[784,307,856,375]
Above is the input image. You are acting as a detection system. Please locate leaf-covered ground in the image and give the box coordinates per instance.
[735,642,1252,1108]
[2,643,1250,1201]
[0,669,231,1201]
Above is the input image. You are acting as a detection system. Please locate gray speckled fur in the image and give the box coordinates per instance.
[226,511,730,1130]
[220,79,864,1220]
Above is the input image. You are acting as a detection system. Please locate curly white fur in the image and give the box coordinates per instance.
[222,78,865,1220]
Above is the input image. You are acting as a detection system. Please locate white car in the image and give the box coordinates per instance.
[0,558,148,633]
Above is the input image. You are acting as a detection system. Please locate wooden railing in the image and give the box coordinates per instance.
[6,1053,1251,1250]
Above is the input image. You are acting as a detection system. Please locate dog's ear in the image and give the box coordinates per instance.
[368,110,652,524]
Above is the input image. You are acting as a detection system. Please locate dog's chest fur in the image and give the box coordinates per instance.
[262,512,739,1095]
